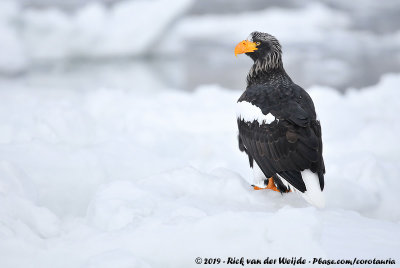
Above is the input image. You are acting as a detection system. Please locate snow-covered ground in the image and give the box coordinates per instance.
[0,72,399,267]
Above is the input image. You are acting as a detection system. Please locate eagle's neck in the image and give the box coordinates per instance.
[246,58,290,87]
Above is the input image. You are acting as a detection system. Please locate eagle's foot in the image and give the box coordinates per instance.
[252,177,279,192]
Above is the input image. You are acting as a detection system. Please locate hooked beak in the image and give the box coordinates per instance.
[234,40,258,56]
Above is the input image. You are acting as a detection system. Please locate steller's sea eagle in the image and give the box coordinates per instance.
[235,31,325,208]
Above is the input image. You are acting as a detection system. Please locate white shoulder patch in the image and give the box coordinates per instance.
[237,101,276,125]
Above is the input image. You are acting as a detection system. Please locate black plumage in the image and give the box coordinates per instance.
[236,32,325,194]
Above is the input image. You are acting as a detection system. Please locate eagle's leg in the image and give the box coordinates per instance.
[253,177,279,192]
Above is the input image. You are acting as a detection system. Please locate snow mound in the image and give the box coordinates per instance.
[0,162,60,240]
[0,74,400,266]
[310,74,400,221]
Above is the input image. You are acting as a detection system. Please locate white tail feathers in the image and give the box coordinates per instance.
[277,170,325,208]
[300,170,325,208]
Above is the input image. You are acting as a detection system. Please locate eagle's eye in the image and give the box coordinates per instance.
[256,41,261,46]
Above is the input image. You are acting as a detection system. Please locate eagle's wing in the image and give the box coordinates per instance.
[237,90,325,193]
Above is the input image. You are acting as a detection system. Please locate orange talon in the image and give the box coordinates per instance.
[253,177,280,192]
[253,185,264,190]
[266,177,280,192]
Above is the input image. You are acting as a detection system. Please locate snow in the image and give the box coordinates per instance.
[0,71,400,267]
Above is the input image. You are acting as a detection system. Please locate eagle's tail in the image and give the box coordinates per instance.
[276,170,325,208]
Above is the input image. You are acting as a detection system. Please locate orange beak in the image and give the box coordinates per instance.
[234,40,258,56]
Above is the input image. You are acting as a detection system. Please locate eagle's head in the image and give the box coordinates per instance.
[235,31,282,70]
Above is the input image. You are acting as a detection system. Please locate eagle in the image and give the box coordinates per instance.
[234,31,325,207]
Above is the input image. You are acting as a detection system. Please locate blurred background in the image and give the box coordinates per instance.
[2,0,400,92]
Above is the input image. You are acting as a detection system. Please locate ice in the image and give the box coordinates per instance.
[22,0,192,60]
[169,3,350,44]
[0,0,192,73]
[0,70,400,266]
[159,2,400,89]
[0,2,28,74]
